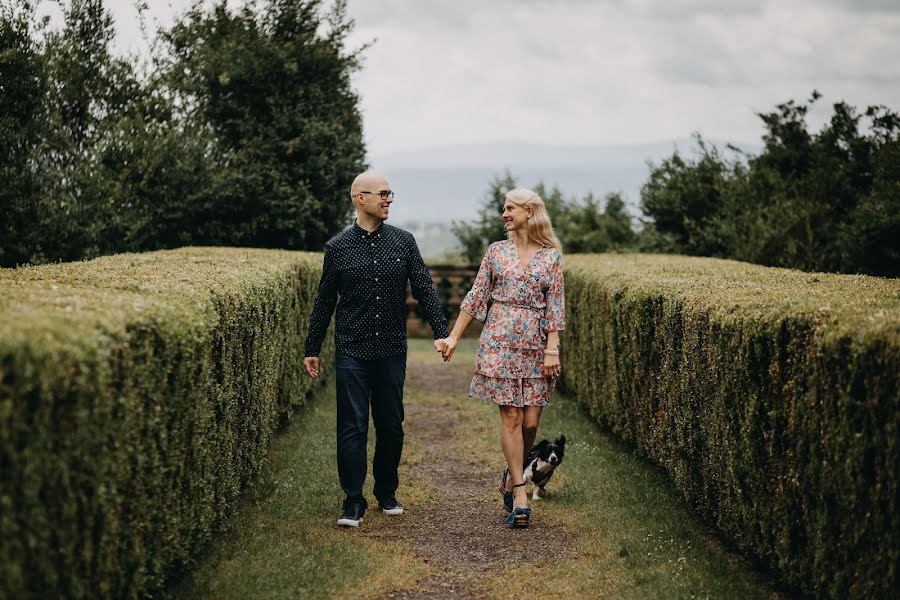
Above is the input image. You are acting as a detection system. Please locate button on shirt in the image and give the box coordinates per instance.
[304,222,449,359]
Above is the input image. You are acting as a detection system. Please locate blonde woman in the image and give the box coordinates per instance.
[439,189,565,528]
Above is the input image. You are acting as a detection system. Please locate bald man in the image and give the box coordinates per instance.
[303,171,449,527]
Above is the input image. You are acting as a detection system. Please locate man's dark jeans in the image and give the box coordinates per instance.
[335,349,406,507]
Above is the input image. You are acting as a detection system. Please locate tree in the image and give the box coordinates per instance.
[639,93,900,277]
[0,0,142,265]
[452,171,638,263]
[639,135,735,257]
[559,192,637,253]
[451,171,517,264]
[0,0,369,266]
[159,0,367,250]
[0,1,45,266]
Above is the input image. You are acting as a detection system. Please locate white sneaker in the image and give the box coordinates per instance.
[337,503,365,527]
[378,496,404,515]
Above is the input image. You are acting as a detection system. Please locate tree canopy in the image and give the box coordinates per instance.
[640,92,900,277]
[450,171,638,264]
[0,0,367,267]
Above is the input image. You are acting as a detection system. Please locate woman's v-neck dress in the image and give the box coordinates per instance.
[460,239,566,407]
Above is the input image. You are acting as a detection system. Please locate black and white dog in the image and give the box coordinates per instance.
[523,435,566,500]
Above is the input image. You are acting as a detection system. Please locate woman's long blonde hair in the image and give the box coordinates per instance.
[505,188,563,254]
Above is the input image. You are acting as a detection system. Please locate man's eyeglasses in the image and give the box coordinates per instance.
[360,190,395,200]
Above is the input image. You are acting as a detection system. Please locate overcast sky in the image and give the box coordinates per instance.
[36,0,900,159]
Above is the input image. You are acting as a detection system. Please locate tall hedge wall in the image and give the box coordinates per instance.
[561,254,899,599]
[0,247,333,599]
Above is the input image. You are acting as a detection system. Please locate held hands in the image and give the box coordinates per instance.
[435,336,458,362]
[303,356,320,379]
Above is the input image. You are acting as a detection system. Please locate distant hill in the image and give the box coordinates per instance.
[376,140,759,258]
[373,139,755,169]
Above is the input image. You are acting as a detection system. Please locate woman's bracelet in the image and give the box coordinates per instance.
[544,349,560,356]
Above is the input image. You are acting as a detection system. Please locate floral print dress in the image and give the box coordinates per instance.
[460,240,566,407]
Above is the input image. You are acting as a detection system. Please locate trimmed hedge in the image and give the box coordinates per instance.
[561,253,899,599]
[0,247,333,599]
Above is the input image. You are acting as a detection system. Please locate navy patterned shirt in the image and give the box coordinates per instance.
[304,221,449,359]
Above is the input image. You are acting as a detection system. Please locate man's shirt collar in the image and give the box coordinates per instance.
[352,220,385,238]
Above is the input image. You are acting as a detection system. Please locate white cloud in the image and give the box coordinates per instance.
[345,0,900,157]
[37,0,900,158]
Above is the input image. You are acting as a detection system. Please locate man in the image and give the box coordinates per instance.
[303,171,448,527]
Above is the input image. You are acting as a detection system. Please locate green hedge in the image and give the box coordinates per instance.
[561,253,899,599]
[0,247,333,599]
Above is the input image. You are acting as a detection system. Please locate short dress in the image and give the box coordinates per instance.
[460,240,566,407]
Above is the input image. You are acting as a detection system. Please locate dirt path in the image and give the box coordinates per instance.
[366,356,575,599]
[173,339,784,599]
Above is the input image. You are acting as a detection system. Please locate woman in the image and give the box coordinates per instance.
[439,188,565,528]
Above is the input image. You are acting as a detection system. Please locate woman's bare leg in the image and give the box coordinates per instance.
[522,406,543,459]
[505,405,544,492]
[499,405,528,509]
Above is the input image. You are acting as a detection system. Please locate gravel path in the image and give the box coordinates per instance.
[368,356,575,599]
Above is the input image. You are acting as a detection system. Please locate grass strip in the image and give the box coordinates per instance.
[168,376,434,599]
[475,385,782,599]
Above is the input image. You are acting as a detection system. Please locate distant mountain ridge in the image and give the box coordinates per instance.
[372,138,758,170]
[372,139,761,259]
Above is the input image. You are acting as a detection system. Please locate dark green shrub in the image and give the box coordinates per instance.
[639,94,900,277]
[451,171,638,264]
[0,247,333,599]
[562,253,898,599]
[0,0,366,267]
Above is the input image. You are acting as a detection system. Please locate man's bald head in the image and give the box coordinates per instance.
[350,171,388,200]
[350,171,394,225]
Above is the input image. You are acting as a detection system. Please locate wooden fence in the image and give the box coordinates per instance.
[406,264,483,337]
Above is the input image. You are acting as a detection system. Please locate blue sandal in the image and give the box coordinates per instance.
[505,482,531,528]
[505,507,532,528]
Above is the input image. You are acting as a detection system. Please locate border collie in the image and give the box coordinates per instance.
[523,435,566,500]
